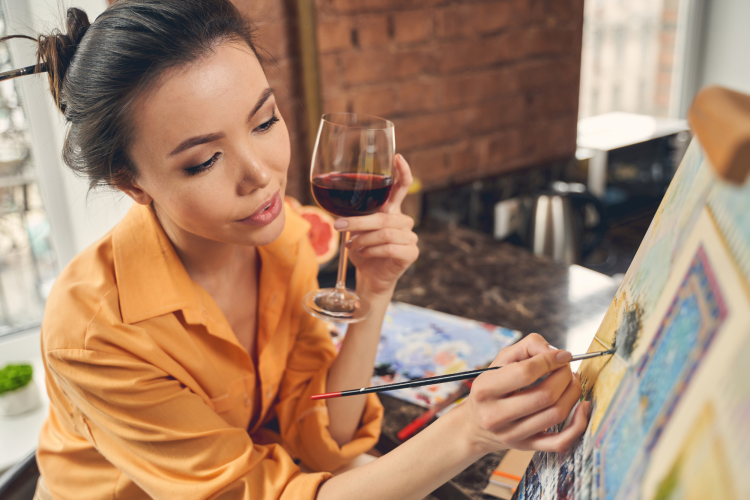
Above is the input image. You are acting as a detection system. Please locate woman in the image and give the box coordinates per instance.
[17,1,590,499]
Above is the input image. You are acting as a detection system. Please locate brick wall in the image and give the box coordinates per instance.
[315,0,584,190]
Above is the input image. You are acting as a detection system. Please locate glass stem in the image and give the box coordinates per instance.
[335,231,350,292]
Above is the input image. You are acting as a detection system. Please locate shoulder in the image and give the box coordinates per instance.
[263,203,316,272]
[42,231,120,351]
[285,207,320,283]
[281,203,312,244]
[287,207,316,257]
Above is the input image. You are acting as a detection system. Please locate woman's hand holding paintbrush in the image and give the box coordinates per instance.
[460,335,592,454]
[393,345,612,441]
[317,334,591,500]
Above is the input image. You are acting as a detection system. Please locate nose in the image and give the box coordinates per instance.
[235,149,271,196]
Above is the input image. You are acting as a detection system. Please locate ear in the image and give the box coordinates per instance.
[116,182,153,206]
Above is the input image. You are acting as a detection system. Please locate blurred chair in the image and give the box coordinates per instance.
[0,449,39,500]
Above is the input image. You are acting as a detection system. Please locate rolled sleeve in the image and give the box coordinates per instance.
[276,267,383,471]
[279,349,383,471]
[45,348,331,500]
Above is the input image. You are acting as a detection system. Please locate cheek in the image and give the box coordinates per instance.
[159,173,236,230]
[270,118,292,183]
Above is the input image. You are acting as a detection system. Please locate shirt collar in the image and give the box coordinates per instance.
[112,202,310,325]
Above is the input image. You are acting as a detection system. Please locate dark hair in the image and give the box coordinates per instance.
[12,0,259,189]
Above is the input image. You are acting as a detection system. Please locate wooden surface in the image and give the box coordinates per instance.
[688,86,750,184]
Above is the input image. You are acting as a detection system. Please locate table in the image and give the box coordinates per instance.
[576,112,690,198]
[0,328,47,474]
[378,223,620,499]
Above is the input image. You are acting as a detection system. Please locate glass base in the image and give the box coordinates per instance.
[303,288,371,324]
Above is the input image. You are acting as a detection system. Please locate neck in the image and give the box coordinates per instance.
[153,204,257,282]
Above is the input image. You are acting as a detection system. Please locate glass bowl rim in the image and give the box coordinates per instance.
[321,112,394,130]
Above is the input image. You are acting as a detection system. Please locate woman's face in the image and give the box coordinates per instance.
[126,42,290,247]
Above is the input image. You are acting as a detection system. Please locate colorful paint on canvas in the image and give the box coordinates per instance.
[514,138,750,500]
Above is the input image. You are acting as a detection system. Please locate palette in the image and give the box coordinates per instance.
[329,301,520,408]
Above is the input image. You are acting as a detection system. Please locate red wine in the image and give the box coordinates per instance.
[312,173,394,217]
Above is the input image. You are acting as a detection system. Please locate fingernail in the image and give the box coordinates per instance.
[548,345,558,350]
[334,219,348,229]
[555,350,572,363]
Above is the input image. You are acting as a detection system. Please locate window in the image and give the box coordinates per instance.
[0,2,57,335]
[579,0,684,119]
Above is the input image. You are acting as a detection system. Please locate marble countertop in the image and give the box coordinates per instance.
[378,223,620,499]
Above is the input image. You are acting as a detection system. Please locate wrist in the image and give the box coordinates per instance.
[354,267,398,301]
[450,400,500,458]
[443,402,493,461]
[356,283,395,303]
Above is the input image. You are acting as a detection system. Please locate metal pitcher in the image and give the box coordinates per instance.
[524,182,607,265]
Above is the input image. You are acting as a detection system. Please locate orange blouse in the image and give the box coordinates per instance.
[36,203,383,500]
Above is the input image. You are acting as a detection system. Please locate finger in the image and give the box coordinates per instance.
[356,243,419,262]
[473,348,573,399]
[504,372,582,440]
[347,228,418,250]
[520,400,590,453]
[382,154,413,214]
[334,212,414,233]
[494,365,573,421]
[491,333,557,367]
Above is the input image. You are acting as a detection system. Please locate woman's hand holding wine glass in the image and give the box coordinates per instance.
[335,154,419,298]
[304,112,413,322]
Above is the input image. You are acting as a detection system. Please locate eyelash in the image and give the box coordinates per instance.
[256,112,279,133]
[183,112,279,176]
[185,152,219,176]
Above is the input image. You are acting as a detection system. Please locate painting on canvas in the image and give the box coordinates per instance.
[514,137,750,500]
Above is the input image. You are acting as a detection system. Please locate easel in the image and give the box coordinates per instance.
[501,85,750,500]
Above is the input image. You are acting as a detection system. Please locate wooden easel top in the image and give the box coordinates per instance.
[689,86,750,184]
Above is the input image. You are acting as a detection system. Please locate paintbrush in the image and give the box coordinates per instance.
[311,349,616,400]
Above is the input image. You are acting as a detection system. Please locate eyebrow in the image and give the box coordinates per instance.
[167,87,275,158]
[167,132,226,158]
[249,88,274,121]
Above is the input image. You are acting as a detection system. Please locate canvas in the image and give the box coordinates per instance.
[515,138,750,500]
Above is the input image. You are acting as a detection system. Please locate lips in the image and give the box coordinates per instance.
[238,191,282,227]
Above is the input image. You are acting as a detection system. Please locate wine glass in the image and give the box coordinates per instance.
[303,113,395,323]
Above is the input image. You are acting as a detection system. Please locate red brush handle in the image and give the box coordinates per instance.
[397,380,473,441]
[397,409,437,441]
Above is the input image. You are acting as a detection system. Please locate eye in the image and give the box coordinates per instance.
[255,112,279,133]
[185,152,220,176]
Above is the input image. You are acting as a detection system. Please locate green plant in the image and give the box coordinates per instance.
[0,364,33,395]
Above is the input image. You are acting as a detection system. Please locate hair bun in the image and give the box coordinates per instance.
[38,7,90,113]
